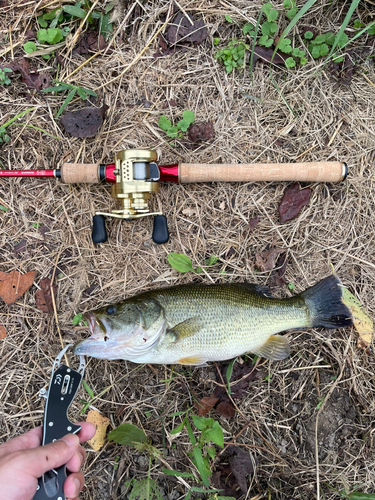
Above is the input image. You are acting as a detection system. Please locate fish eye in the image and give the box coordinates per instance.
[106,306,117,315]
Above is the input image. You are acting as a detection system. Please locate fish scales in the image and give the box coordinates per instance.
[148,285,309,361]
[73,276,353,365]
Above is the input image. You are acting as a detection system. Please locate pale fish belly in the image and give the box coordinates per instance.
[130,303,310,365]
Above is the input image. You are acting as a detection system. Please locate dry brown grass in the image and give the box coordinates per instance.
[0,0,375,499]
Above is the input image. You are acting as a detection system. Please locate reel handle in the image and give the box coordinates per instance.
[92,215,108,243]
[91,214,169,244]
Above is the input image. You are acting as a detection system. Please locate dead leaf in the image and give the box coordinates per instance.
[14,239,27,254]
[187,122,215,143]
[166,13,208,46]
[86,410,110,451]
[228,445,256,493]
[248,216,260,228]
[35,277,58,313]
[212,468,238,498]
[60,100,108,138]
[212,445,256,497]
[0,270,36,305]
[195,396,219,416]
[329,50,355,87]
[1,57,51,90]
[154,13,207,57]
[342,286,373,346]
[224,247,236,259]
[255,246,286,272]
[279,183,311,224]
[214,358,264,419]
[0,324,6,340]
[216,400,235,418]
[219,201,226,210]
[74,32,107,55]
[269,252,288,288]
[251,46,286,67]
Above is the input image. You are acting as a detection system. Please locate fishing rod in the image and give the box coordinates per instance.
[0,149,347,244]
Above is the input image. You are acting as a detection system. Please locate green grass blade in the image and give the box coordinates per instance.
[82,380,94,399]
[56,88,76,118]
[42,85,70,93]
[81,87,97,97]
[193,446,210,487]
[273,0,318,61]
[162,469,194,478]
[185,419,196,445]
[326,0,361,60]
[326,21,375,64]
[12,123,62,139]
[249,10,263,83]
[225,358,237,395]
[2,107,35,128]
[76,87,88,100]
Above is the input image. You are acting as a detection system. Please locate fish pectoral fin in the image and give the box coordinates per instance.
[168,317,201,341]
[252,335,290,360]
[178,356,208,366]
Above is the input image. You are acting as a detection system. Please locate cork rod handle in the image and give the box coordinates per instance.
[61,163,100,183]
[179,161,347,183]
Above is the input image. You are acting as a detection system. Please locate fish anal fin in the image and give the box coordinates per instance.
[168,317,201,341]
[178,356,208,366]
[252,335,290,360]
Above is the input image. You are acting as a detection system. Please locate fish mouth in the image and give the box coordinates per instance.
[85,312,96,334]
[84,312,108,336]
[72,313,114,358]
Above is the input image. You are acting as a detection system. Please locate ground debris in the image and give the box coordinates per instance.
[195,395,219,416]
[35,277,57,313]
[250,46,286,67]
[166,13,207,45]
[255,245,286,272]
[248,215,260,229]
[269,252,288,288]
[0,324,6,339]
[1,57,52,90]
[279,183,311,223]
[0,270,36,305]
[213,445,256,497]
[154,12,207,57]
[60,99,108,138]
[74,32,107,55]
[187,121,215,143]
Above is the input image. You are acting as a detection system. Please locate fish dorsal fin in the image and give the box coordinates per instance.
[168,317,201,341]
[230,283,274,298]
[252,335,290,360]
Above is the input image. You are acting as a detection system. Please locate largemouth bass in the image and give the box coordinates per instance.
[73,275,353,365]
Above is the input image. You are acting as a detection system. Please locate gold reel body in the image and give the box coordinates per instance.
[97,149,161,220]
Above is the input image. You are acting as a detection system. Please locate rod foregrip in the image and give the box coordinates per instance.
[60,163,101,183]
[178,161,347,183]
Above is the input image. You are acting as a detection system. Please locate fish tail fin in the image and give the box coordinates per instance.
[301,275,353,329]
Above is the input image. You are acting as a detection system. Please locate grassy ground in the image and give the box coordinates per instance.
[0,0,375,499]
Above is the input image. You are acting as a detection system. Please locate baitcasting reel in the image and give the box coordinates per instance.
[92,149,169,244]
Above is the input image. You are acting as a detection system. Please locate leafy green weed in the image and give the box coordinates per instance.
[0,68,12,86]
[167,253,219,274]
[158,110,195,138]
[42,81,97,118]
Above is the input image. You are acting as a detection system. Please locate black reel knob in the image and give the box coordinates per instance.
[152,215,169,244]
[92,215,108,244]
